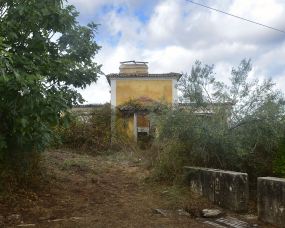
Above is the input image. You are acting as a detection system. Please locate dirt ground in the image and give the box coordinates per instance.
[0,149,277,228]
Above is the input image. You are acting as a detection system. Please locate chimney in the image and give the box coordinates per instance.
[119,61,148,74]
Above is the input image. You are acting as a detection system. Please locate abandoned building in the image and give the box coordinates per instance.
[72,61,231,141]
[105,61,182,141]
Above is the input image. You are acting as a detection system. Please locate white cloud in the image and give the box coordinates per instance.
[257,43,285,66]
[230,0,284,24]
[68,0,285,104]
[147,46,197,74]
[146,0,181,45]
[76,78,110,104]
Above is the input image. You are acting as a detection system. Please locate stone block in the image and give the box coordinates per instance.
[183,166,202,195]
[183,166,248,213]
[214,170,248,212]
[257,177,285,227]
[201,168,216,202]
[7,214,20,220]
[202,209,222,218]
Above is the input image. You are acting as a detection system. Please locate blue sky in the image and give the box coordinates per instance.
[66,0,285,104]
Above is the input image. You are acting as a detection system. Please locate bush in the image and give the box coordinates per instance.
[138,132,155,150]
[150,104,284,181]
[273,139,285,178]
[147,59,285,182]
[53,103,132,155]
[0,149,42,195]
[151,139,188,182]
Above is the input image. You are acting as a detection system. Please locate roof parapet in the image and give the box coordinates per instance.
[119,60,148,74]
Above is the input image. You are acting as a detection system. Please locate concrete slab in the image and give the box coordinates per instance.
[200,216,251,228]
[183,167,248,212]
[257,177,285,227]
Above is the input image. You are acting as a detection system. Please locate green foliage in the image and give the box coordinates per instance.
[151,139,188,182]
[178,60,215,107]
[54,103,132,155]
[117,97,144,110]
[151,59,285,180]
[137,132,154,150]
[273,139,285,178]
[61,158,88,171]
[117,96,158,110]
[0,0,102,191]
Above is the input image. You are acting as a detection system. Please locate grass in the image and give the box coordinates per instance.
[107,148,142,166]
[61,158,89,171]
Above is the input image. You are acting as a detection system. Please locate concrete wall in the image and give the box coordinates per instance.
[119,63,148,74]
[257,177,285,227]
[183,167,248,213]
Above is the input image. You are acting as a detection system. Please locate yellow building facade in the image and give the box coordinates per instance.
[106,61,181,141]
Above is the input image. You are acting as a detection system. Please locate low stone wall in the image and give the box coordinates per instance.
[257,177,285,227]
[183,166,248,213]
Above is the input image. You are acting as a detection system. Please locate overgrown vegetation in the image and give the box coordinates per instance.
[273,139,285,178]
[0,149,43,197]
[137,133,155,150]
[117,96,157,110]
[147,59,285,182]
[53,103,134,155]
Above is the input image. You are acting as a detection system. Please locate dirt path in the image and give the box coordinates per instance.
[0,150,276,228]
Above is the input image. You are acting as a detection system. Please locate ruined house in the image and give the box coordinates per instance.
[105,61,182,141]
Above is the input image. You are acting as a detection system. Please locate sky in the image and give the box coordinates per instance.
[66,0,285,104]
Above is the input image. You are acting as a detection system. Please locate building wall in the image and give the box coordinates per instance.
[115,79,173,140]
[116,80,173,105]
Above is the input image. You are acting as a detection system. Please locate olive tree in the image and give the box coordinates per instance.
[155,59,285,178]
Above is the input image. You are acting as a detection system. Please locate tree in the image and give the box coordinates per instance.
[155,59,285,178]
[178,59,285,128]
[0,0,102,185]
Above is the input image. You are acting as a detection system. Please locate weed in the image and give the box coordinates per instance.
[53,103,134,155]
[92,169,98,175]
[61,158,89,171]
[0,148,43,196]
[138,133,155,150]
[142,139,188,183]
[61,159,76,170]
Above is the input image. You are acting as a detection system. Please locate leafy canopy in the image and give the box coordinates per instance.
[0,0,102,158]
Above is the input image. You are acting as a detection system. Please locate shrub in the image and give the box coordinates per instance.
[53,103,132,155]
[148,59,285,182]
[151,139,189,182]
[273,139,285,178]
[0,149,42,195]
[138,132,155,150]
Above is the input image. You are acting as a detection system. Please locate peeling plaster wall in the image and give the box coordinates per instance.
[115,79,173,138]
[116,80,172,106]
